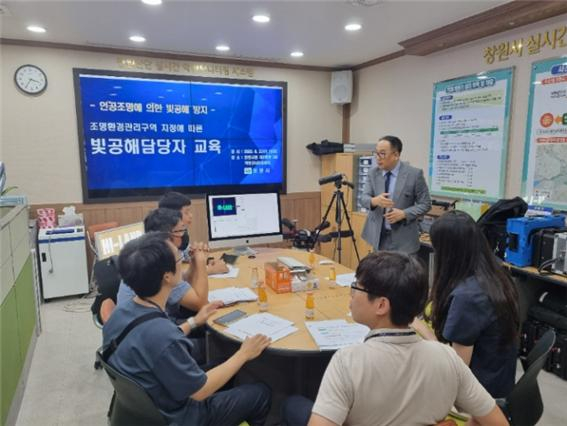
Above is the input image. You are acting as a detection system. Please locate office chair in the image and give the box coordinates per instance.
[496,329,556,426]
[86,221,119,289]
[91,256,121,369]
[96,350,168,426]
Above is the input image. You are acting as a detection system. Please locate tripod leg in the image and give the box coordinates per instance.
[335,189,343,264]
[339,192,361,264]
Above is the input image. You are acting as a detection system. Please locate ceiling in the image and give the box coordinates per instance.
[0,0,515,68]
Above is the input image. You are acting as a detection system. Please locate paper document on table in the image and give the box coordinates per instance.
[209,265,239,279]
[336,273,356,287]
[225,313,298,342]
[306,319,369,350]
[208,287,257,305]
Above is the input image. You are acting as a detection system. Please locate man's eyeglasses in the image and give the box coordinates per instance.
[374,150,391,159]
[350,282,378,296]
[175,255,184,264]
[170,228,187,236]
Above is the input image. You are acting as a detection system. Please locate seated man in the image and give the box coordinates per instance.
[103,233,271,426]
[117,208,209,324]
[282,252,508,426]
[159,191,229,275]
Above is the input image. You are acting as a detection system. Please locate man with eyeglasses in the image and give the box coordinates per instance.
[281,252,507,426]
[360,135,431,253]
[117,208,209,329]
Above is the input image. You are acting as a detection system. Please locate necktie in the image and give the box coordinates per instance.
[384,171,392,194]
[382,171,393,234]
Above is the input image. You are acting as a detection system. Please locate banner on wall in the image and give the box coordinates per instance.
[429,68,514,201]
[522,57,567,210]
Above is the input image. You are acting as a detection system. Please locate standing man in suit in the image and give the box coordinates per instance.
[360,135,431,253]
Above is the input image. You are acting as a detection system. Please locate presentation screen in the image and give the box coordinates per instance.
[206,192,282,249]
[73,69,287,202]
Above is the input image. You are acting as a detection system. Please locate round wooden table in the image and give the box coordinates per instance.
[206,247,355,355]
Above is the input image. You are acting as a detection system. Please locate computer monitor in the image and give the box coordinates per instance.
[206,192,283,254]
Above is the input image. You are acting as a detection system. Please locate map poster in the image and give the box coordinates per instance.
[429,68,513,201]
[522,57,567,210]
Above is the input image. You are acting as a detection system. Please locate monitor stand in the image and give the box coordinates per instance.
[231,246,257,256]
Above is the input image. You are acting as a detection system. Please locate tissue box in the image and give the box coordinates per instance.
[58,213,84,227]
[264,262,291,293]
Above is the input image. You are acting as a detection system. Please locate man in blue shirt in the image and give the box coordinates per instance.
[103,233,271,425]
[117,208,208,322]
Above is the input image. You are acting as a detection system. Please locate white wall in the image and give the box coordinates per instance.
[350,14,567,199]
[0,45,342,204]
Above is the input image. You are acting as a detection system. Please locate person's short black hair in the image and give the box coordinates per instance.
[118,232,176,298]
[158,192,192,211]
[355,251,427,326]
[379,135,403,154]
[143,208,182,233]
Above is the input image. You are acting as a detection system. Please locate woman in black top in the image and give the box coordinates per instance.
[424,210,520,398]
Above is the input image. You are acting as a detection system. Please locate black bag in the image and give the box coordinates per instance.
[306,139,344,156]
[477,197,528,259]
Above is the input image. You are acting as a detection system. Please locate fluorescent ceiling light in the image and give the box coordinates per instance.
[345,23,362,32]
[216,45,230,52]
[141,0,162,5]
[253,15,270,23]
[290,51,304,58]
[27,25,46,33]
[129,35,146,42]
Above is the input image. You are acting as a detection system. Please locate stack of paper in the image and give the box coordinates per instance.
[225,313,298,343]
[306,319,369,350]
[335,272,356,287]
[209,265,239,279]
[208,287,258,305]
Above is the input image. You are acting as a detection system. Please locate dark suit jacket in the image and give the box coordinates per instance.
[360,161,431,253]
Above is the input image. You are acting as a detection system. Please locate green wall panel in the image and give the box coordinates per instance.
[0,289,23,425]
[15,258,35,361]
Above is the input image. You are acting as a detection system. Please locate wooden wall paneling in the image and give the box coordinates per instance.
[30,192,321,275]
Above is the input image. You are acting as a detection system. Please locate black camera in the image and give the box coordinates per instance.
[281,218,330,251]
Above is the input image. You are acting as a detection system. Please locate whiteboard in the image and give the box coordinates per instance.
[522,57,567,210]
[429,68,514,201]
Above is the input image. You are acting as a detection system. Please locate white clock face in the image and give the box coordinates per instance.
[15,65,47,95]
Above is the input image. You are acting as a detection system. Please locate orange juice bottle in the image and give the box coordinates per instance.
[329,266,337,289]
[305,291,315,320]
[257,281,268,312]
[308,250,316,270]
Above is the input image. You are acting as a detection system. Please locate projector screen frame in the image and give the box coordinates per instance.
[73,68,287,204]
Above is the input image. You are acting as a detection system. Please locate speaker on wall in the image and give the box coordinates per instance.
[331,70,353,105]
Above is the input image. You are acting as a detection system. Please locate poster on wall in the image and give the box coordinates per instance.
[429,68,513,201]
[522,57,567,210]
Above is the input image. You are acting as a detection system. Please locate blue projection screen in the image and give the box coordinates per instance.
[73,69,286,202]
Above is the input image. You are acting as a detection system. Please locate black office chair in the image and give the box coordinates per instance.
[91,256,121,369]
[497,329,556,426]
[96,350,168,426]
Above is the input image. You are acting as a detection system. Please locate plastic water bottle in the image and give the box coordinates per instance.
[329,266,337,289]
[250,267,259,288]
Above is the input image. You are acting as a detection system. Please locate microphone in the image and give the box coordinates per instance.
[318,172,343,186]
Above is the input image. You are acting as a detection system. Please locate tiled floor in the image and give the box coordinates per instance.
[14,297,567,426]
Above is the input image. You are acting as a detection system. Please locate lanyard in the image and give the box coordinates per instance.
[142,298,165,314]
[364,330,416,342]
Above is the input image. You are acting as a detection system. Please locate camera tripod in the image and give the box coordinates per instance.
[315,181,360,265]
